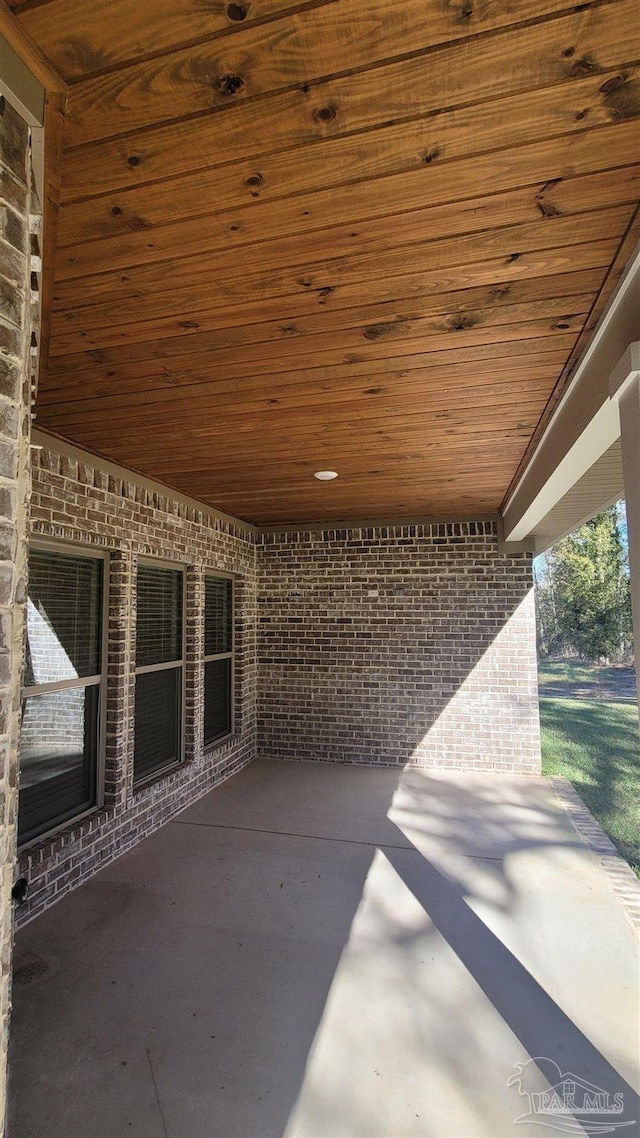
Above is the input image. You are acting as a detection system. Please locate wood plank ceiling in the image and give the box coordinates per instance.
[12,0,640,525]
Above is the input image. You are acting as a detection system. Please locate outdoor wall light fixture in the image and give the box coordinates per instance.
[314,470,338,480]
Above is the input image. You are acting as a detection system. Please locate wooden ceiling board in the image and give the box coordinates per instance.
[56,54,640,209]
[45,300,594,401]
[45,375,558,435]
[45,269,599,384]
[46,262,606,362]
[53,67,638,251]
[51,125,640,290]
[38,341,576,411]
[52,66,639,252]
[10,0,323,78]
[58,0,632,147]
[49,206,633,345]
[41,317,587,411]
[69,395,548,448]
[16,0,640,524]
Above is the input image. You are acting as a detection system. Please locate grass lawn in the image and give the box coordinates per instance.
[540,696,640,873]
[538,660,604,686]
[538,659,637,700]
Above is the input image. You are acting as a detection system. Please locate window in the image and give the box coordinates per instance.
[19,545,105,844]
[134,562,184,784]
[204,575,233,747]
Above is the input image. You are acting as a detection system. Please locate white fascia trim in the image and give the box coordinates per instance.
[503,244,640,523]
[505,343,639,543]
[502,244,640,543]
[506,403,620,542]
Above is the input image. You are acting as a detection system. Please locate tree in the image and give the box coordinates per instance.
[534,503,633,663]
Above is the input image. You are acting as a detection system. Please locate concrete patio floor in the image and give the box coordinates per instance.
[9,760,640,1138]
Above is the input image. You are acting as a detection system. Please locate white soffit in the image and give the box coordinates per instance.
[533,440,624,553]
[503,247,640,543]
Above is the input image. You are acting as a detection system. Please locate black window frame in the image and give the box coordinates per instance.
[18,539,108,847]
[203,573,234,750]
[133,558,186,787]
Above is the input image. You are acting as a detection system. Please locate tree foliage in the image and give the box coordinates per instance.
[534,503,633,663]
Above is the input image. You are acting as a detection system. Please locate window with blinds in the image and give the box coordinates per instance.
[19,545,105,844]
[134,562,184,783]
[204,575,233,747]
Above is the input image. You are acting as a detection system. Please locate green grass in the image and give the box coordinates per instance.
[538,660,602,686]
[540,696,640,873]
[538,659,636,696]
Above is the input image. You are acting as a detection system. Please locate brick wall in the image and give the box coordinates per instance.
[0,99,38,1135]
[256,523,540,773]
[13,455,541,936]
[16,444,258,926]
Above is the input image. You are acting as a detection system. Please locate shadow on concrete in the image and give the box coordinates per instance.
[10,761,639,1138]
[383,828,640,1138]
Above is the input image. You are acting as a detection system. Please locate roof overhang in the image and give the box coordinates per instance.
[501,245,640,551]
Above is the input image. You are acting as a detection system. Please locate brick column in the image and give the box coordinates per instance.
[0,99,37,1133]
[185,564,204,763]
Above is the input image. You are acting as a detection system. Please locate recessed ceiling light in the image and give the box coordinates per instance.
[314,470,338,481]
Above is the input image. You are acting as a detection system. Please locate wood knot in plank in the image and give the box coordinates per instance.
[535,181,563,218]
[603,77,640,121]
[313,105,337,123]
[216,74,245,96]
[600,73,626,95]
[423,146,441,164]
[227,3,248,20]
[363,317,408,341]
[245,173,263,189]
[568,55,598,78]
[448,312,478,331]
[125,214,151,230]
